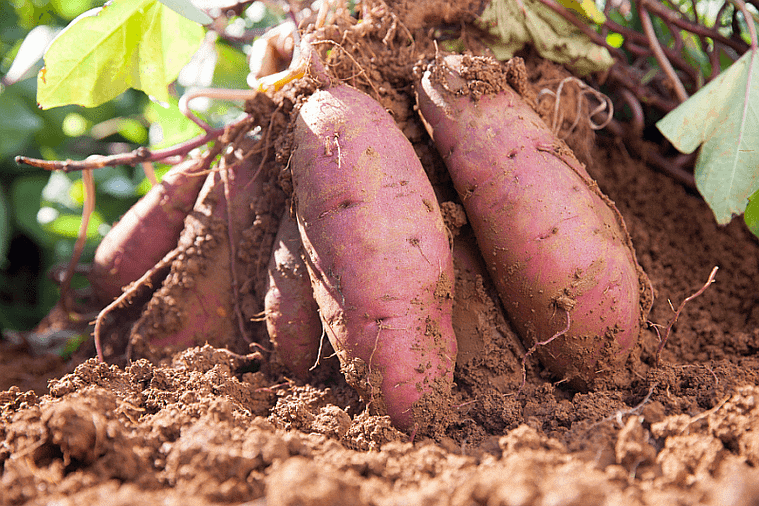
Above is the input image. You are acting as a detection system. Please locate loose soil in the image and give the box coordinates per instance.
[2,1,759,504]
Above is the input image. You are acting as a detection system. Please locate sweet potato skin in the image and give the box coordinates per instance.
[417,55,650,388]
[291,85,456,431]
[89,158,206,302]
[265,215,322,379]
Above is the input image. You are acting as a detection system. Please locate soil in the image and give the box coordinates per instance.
[3,1,759,505]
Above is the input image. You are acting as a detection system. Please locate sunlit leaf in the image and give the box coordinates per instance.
[145,96,204,149]
[37,0,205,109]
[213,42,250,89]
[606,32,624,48]
[657,49,759,224]
[117,118,149,144]
[50,0,98,20]
[42,211,105,239]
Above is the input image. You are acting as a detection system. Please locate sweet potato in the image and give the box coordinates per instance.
[291,64,457,432]
[89,157,207,302]
[129,138,264,358]
[416,55,651,389]
[265,214,322,379]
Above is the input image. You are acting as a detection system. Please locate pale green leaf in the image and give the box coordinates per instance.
[478,0,614,76]
[37,0,205,109]
[657,50,759,224]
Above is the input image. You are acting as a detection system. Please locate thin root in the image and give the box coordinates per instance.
[655,265,719,364]
[59,169,95,313]
[517,309,571,396]
[537,76,614,137]
[93,248,181,362]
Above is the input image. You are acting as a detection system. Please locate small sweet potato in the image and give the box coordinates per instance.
[89,157,206,302]
[291,72,457,432]
[129,138,263,358]
[265,214,322,379]
[416,55,651,388]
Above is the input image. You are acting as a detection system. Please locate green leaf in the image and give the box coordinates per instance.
[0,88,43,159]
[41,210,105,239]
[145,96,203,149]
[657,49,759,224]
[746,188,759,238]
[213,42,251,89]
[37,0,205,109]
[477,0,614,75]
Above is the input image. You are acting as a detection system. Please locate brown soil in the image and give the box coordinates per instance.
[2,1,759,504]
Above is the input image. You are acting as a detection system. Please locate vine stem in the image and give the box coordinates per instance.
[639,0,689,103]
[16,125,226,172]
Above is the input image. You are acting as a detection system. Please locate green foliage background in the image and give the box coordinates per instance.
[0,0,254,331]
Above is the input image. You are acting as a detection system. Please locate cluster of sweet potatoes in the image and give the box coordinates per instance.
[87,44,651,433]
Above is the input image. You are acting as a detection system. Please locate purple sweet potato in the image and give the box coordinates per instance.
[291,79,457,432]
[265,214,322,379]
[89,157,207,302]
[416,55,651,389]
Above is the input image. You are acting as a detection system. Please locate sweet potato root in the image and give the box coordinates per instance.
[416,55,651,389]
[265,215,322,379]
[291,62,457,431]
[89,157,207,302]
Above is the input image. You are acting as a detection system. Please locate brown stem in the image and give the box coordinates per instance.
[608,64,680,112]
[638,2,690,102]
[644,150,697,189]
[179,88,262,132]
[644,0,749,54]
[619,87,645,138]
[15,125,228,172]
